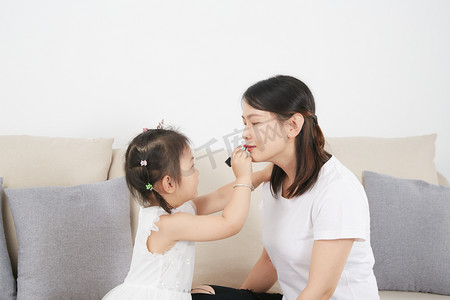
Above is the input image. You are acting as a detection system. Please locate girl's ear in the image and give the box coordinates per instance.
[160,175,176,194]
[286,113,304,138]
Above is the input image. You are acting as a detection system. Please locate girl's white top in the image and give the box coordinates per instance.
[262,156,379,300]
[103,201,196,300]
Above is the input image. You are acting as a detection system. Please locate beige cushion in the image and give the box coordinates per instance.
[325,134,438,184]
[192,150,250,287]
[0,135,113,277]
[193,186,264,288]
[108,148,126,179]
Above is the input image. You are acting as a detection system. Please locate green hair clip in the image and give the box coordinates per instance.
[146,183,153,191]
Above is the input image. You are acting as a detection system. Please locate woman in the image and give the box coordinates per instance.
[192,75,379,300]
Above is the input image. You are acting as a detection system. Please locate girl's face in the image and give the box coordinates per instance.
[175,147,199,206]
[241,101,291,163]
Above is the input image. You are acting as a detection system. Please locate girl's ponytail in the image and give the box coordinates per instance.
[151,190,174,214]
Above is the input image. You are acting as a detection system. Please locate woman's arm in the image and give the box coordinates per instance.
[297,239,354,300]
[193,163,273,215]
[240,248,278,292]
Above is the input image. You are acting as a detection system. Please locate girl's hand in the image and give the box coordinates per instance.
[231,146,252,181]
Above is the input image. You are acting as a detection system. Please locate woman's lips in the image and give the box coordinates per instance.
[225,145,256,167]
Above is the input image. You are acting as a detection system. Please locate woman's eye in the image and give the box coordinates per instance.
[252,122,260,126]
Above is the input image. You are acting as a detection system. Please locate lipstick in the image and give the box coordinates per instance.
[225,145,249,167]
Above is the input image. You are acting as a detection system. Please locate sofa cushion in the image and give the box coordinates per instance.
[325,134,438,184]
[364,171,450,295]
[108,148,126,179]
[0,135,114,276]
[379,291,450,299]
[0,135,114,188]
[5,177,132,300]
[0,178,16,300]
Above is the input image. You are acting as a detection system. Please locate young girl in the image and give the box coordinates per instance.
[103,127,270,300]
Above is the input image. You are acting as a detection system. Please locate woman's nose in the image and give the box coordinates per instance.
[242,125,251,141]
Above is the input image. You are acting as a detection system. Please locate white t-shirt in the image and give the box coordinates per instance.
[261,156,379,300]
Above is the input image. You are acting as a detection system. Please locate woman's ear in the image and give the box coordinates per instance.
[160,175,176,194]
[287,113,304,138]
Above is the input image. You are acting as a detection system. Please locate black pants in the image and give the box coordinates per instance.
[191,285,283,300]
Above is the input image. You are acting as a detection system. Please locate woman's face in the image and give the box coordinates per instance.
[241,101,291,163]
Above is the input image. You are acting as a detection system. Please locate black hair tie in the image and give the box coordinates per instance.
[311,114,318,126]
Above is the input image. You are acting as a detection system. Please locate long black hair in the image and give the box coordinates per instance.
[243,75,331,198]
[124,128,190,213]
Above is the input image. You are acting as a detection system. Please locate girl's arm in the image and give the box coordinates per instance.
[193,163,273,215]
[158,147,254,242]
[297,239,354,300]
[240,248,278,292]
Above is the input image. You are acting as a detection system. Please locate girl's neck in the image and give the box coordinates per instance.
[160,193,184,209]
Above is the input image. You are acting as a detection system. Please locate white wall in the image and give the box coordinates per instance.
[1,0,449,179]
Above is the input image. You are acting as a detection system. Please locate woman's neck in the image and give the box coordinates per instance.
[271,143,297,182]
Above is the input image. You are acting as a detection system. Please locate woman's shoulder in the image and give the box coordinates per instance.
[319,156,362,189]
[314,157,368,205]
[261,156,364,200]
